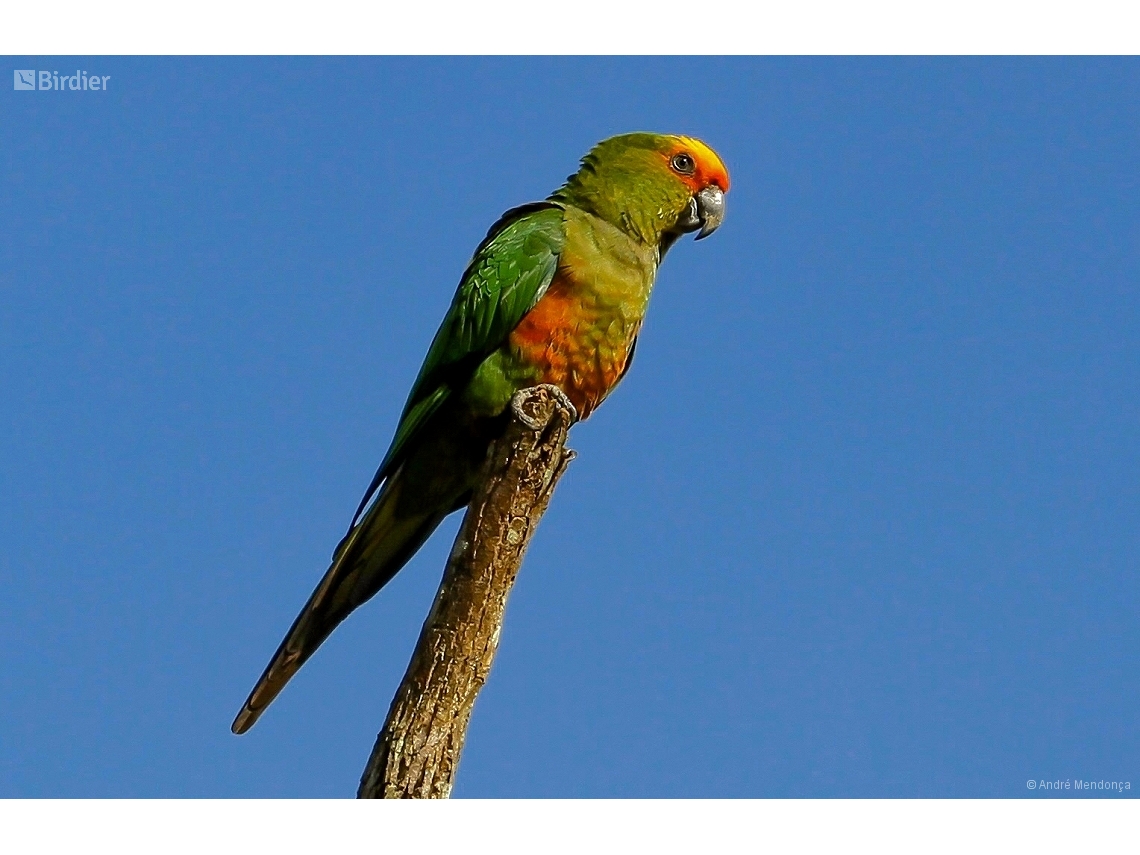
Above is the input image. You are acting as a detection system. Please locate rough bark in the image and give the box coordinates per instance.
[357,384,576,799]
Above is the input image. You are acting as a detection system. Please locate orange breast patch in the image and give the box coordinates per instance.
[508,273,637,420]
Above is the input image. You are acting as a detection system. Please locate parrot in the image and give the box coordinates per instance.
[231,132,729,735]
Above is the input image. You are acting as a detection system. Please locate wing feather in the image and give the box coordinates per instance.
[349,202,564,527]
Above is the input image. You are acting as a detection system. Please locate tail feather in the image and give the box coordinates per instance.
[231,469,444,735]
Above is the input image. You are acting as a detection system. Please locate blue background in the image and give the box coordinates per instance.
[1,58,1137,797]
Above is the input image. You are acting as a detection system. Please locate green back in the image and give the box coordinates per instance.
[350,203,565,525]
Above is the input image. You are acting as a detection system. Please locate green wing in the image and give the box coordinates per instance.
[349,202,565,526]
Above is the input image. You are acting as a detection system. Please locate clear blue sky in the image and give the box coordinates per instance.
[2,58,1137,797]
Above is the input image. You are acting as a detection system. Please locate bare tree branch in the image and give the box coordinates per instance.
[358,384,576,799]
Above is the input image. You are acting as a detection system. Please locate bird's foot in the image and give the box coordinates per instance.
[539,384,578,424]
[511,384,579,430]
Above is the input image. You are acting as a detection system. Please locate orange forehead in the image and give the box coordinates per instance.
[665,136,730,193]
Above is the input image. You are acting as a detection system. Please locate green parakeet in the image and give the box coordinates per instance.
[232,132,729,734]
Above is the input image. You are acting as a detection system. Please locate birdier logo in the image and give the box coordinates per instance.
[13,69,111,91]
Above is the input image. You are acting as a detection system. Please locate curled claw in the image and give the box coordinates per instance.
[537,384,579,424]
[511,384,579,430]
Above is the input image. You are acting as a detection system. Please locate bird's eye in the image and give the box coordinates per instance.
[671,153,696,175]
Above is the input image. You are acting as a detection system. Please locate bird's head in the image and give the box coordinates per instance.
[551,132,729,251]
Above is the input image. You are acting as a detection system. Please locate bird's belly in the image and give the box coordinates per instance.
[507,282,639,420]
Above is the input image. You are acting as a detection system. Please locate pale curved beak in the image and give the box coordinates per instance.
[694,185,725,240]
[675,185,726,241]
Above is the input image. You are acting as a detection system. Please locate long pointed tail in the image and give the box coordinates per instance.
[231,468,445,735]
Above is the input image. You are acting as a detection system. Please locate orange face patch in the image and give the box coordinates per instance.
[663,136,730,194]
